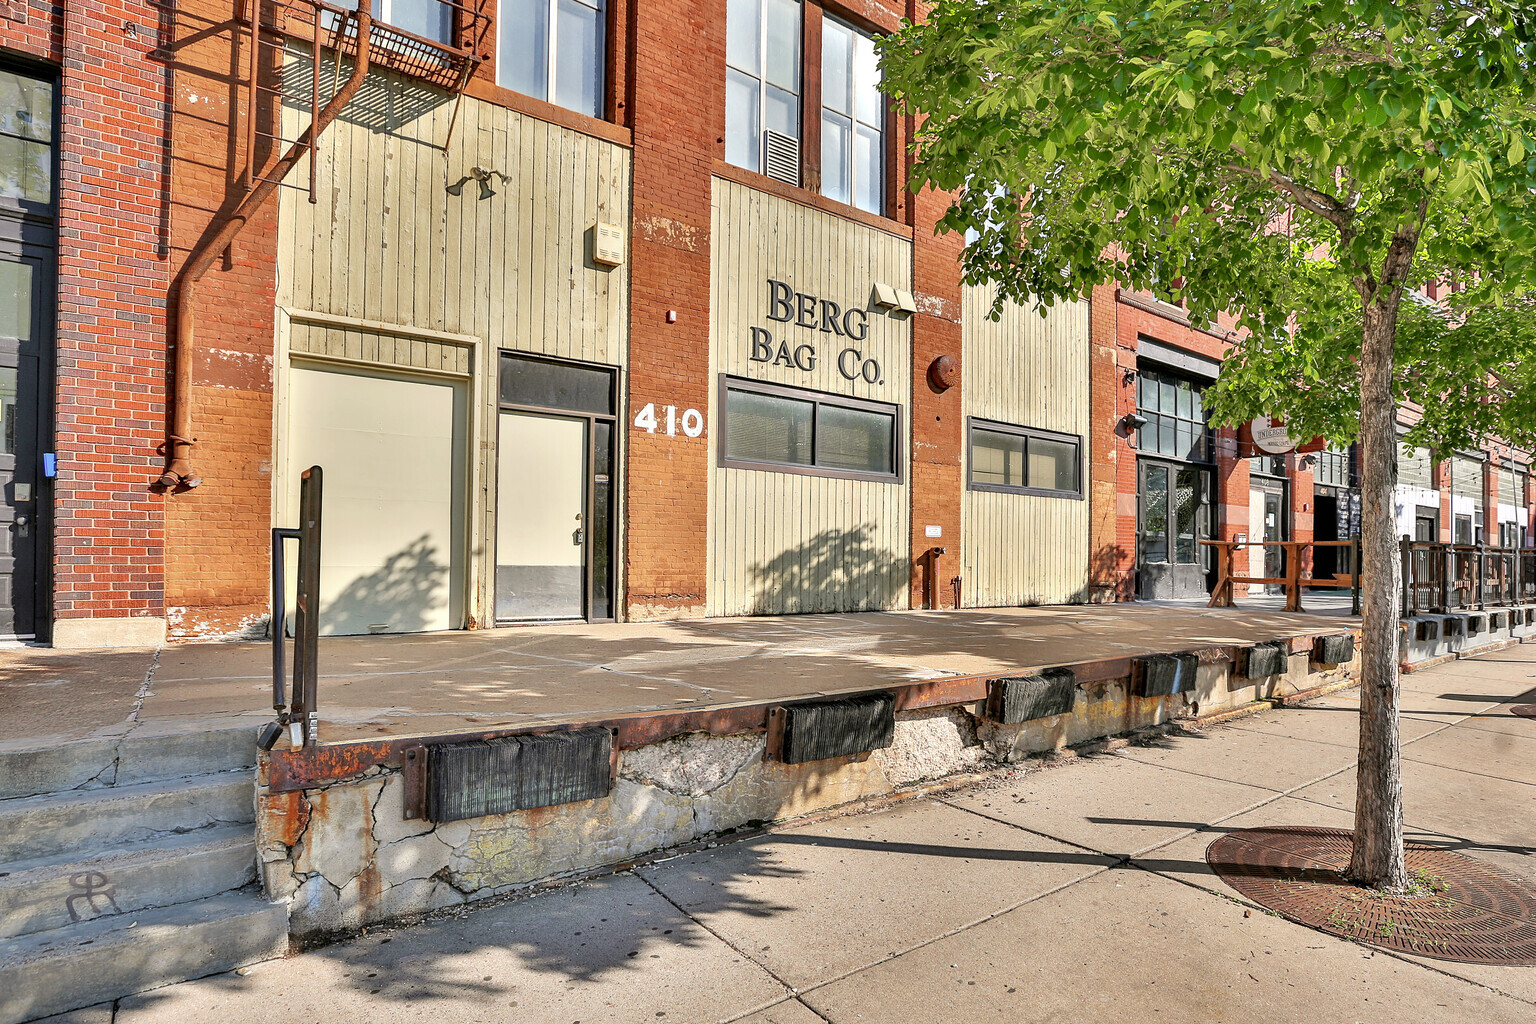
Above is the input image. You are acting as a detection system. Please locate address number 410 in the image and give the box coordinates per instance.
[634,403,705,438]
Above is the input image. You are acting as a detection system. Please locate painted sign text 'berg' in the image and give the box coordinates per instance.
[749,280,880,384]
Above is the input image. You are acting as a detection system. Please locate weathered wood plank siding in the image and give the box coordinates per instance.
[707,178,912,616]
[275,60,631,622]
[276,63,630,364]
[959,283,1090,607]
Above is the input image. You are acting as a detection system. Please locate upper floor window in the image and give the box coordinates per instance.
[334,0,453,48]
[499,0,604,118]
[1314,446,1351,488]
[821,18,883,214]
[725,0,801,177]
[0,68,53,206]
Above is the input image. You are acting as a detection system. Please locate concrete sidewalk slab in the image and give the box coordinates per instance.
[1115,726,1359,793]
[1289,760,1536,885]
[1403,727,1536,787]
[114,873,788,1024]
[943,755,1276,858]
[800,867,1533,1024]
[1227,700,1447,747]
[638,799,1116,989]
[730,1001,824,1024]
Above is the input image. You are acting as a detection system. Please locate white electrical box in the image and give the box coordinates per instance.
[593,222,625,267]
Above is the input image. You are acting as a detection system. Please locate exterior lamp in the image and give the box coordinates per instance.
[1118,412,1149,436]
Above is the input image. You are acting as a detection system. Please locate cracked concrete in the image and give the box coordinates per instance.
[256,644,1363,938]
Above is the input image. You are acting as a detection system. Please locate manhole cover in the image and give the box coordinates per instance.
[1511,705,1536,719]
[1206,826,1536,964]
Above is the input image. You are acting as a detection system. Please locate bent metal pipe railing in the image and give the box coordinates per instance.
[1203,538,1363,614]
[160,0,374,490]
[259,466,324,751]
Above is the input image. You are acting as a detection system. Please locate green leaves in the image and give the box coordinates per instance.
[876,0,1536,454]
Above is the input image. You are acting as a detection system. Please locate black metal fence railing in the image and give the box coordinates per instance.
[1400,538,1536,617]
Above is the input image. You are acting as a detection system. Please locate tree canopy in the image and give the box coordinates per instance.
[878,0,1536,453]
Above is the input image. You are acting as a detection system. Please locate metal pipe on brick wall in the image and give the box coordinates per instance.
[159,3,373,489]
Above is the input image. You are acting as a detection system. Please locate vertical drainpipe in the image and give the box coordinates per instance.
[159,2,374,488]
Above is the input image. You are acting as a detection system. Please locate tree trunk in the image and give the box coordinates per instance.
[1346,293,1410,891]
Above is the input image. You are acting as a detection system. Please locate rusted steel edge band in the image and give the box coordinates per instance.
[263,631,1358,792]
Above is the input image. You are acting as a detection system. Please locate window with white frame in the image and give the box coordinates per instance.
[498,0,604,118]
[820,17,883,214]
[332,0,454,48]
[725,0,801,178]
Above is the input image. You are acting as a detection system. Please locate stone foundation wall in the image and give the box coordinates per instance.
[257,648,1358,937]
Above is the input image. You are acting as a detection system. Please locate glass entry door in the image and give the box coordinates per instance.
[497,413,588,620]
[494,352,619,623]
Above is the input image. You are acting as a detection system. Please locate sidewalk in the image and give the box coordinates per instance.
[2,602,1355,745]
[49,644,1536,1024]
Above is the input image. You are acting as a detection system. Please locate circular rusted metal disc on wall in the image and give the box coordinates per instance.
[1510,704,1536,719]
[1206,826,1536,965]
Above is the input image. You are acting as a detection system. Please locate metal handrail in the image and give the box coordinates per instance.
[1399,539,1534,616]
[259,466,324,751]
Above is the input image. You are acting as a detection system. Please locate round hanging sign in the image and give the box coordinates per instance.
[1249,416,1297,455]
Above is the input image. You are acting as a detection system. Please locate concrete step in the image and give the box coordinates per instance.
[0,774,254,863]
[0,890,287,1024]
[0,722,258,801]
[0,825,257,940]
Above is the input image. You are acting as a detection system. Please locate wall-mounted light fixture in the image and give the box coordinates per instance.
[447,166,512,199]
[1118,412,1149,437]
[1121,367,1138,386]
[1298,453,1317,470]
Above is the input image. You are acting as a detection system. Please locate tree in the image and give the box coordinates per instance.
[880,0,1536,890]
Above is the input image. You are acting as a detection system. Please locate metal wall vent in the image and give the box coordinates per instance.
[763,130,801,187]
[425,728,612,823]
[1313,633,1356,664]
[778,692,895,764]
[1242,642,1290,680]
[986,668,1077,724]
[1136,653,1199,698]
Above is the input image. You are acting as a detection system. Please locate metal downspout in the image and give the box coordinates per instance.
[159,2,373,488]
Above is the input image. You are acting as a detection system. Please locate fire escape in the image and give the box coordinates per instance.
[157,0,487,489]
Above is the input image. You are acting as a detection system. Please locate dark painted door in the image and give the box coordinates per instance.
[2,64,56,640]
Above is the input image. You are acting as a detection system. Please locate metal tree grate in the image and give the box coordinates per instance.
[1511,705,1536,719]
[1207,826,1536,965]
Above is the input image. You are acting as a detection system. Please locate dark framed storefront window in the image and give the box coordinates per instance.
[718,375,901,483]
[966,419,1082,499]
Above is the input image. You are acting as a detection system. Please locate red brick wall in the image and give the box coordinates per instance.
[3,0,174,630]
[622,0,720,619]
[1086,284,1129,600]
[159,0,280,638]
[907,184,962,609]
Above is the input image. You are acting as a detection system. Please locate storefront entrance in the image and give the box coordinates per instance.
[2,64,55,642]
[1249,476,1289,595]
[495,354,616,623]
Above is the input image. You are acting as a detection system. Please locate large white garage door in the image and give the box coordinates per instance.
[285,364,466,635]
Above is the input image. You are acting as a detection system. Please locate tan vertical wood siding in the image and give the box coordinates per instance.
[959,283,1090,607]
[276,61,631,620]
[707,178,913,616]
[276,64,630,363]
